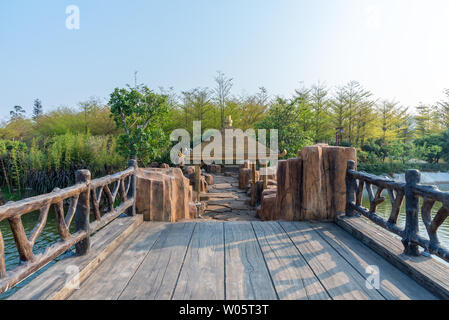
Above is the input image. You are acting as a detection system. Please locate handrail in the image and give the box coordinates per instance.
[345,160,449,262]
[0,159,138,294]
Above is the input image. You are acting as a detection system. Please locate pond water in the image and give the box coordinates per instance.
[361,183,449,246]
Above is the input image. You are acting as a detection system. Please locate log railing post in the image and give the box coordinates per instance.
[127,159,138,216]
[74,170,91,256]
[345,160,357,217]
[403,169,421,256]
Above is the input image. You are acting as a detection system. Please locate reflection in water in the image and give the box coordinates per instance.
[361,183,449,245]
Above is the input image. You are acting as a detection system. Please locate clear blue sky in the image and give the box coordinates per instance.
[1,0,449,120]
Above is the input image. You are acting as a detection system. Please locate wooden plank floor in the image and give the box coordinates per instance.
[69,221,437,300]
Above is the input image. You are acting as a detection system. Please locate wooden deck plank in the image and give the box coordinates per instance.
[336,215,449,299]
[252,222,330,300]
[224,222,277,300]
[119,222,196,300]
[69,222,167,300]
[10,215,143,300]
[172,222,225,300]
[307,221,437,300]
[280,221,385,300]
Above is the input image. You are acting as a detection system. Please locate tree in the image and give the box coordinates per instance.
[214,71,233,129]
[292,86,313,133]
[310,82,331,143]
[237,88,268,130]
[342,81,373,146]
[414,134,445,163]
[79,97,102,134]
[109,85,169,163]
[10,105,26,121]
[330,86,348,144]
[256,97,313,158]
[32,99,43,119]
[377,100,409,142]
[181,88,215,133]
[437,89,449,129]
[415,103,440,137]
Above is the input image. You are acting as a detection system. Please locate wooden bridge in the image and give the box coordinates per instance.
[1,154,449,300]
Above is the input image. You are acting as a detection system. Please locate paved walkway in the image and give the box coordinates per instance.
[199,173,259,221]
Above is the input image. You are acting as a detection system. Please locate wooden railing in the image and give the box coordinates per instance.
[345,160,449,261]
[0,160,138,294]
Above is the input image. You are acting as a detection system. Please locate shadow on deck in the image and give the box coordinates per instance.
[10,217,437,300]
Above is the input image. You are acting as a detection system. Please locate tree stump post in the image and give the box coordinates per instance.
[75,170,91,256]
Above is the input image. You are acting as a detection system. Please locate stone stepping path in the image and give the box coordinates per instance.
[199,173,259,221]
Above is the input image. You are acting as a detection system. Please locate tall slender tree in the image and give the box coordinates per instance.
[214,71,233,129]
[32,99,43,119]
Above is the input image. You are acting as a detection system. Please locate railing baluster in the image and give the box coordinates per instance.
[345,160,357,217]
[388,190,404,225]
[8,216,34,262]
[55,201,71,242]
[0,230,5,278]
[356,179,364,206]
[103,185,114,212]
[28,204,50,246]
[74,170,91,256]
[403,170,421,256]
[126,159,138,217]
[120,177,127,202]
[90,187,102,221]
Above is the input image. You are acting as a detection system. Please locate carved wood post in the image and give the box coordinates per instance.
[195,164,201,202]
[345,160,357,217]
[0,230,5,278]
[251,162,257,187]
[127,159,138,216]
[263,161,268,189]
[75,170,91,256]
[403,169,421,256]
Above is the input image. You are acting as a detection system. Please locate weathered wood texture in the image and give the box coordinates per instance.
[336,215,449,299]
[0,164,138,295]
[20,221,434,301]
[119,223,196,300]
[172,222,225,300]
[224,222,277,300]
[346,160,449,262]
[280,221,384,300]
[10,215,143,300]
[70,221,166,300]
[252,221,330,300]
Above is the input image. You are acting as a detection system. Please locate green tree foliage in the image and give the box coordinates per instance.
[10,105,26,120]
[256,97,313,158]
[377,100,409,142]
[109,85,170,164]
[437,89,449,129]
